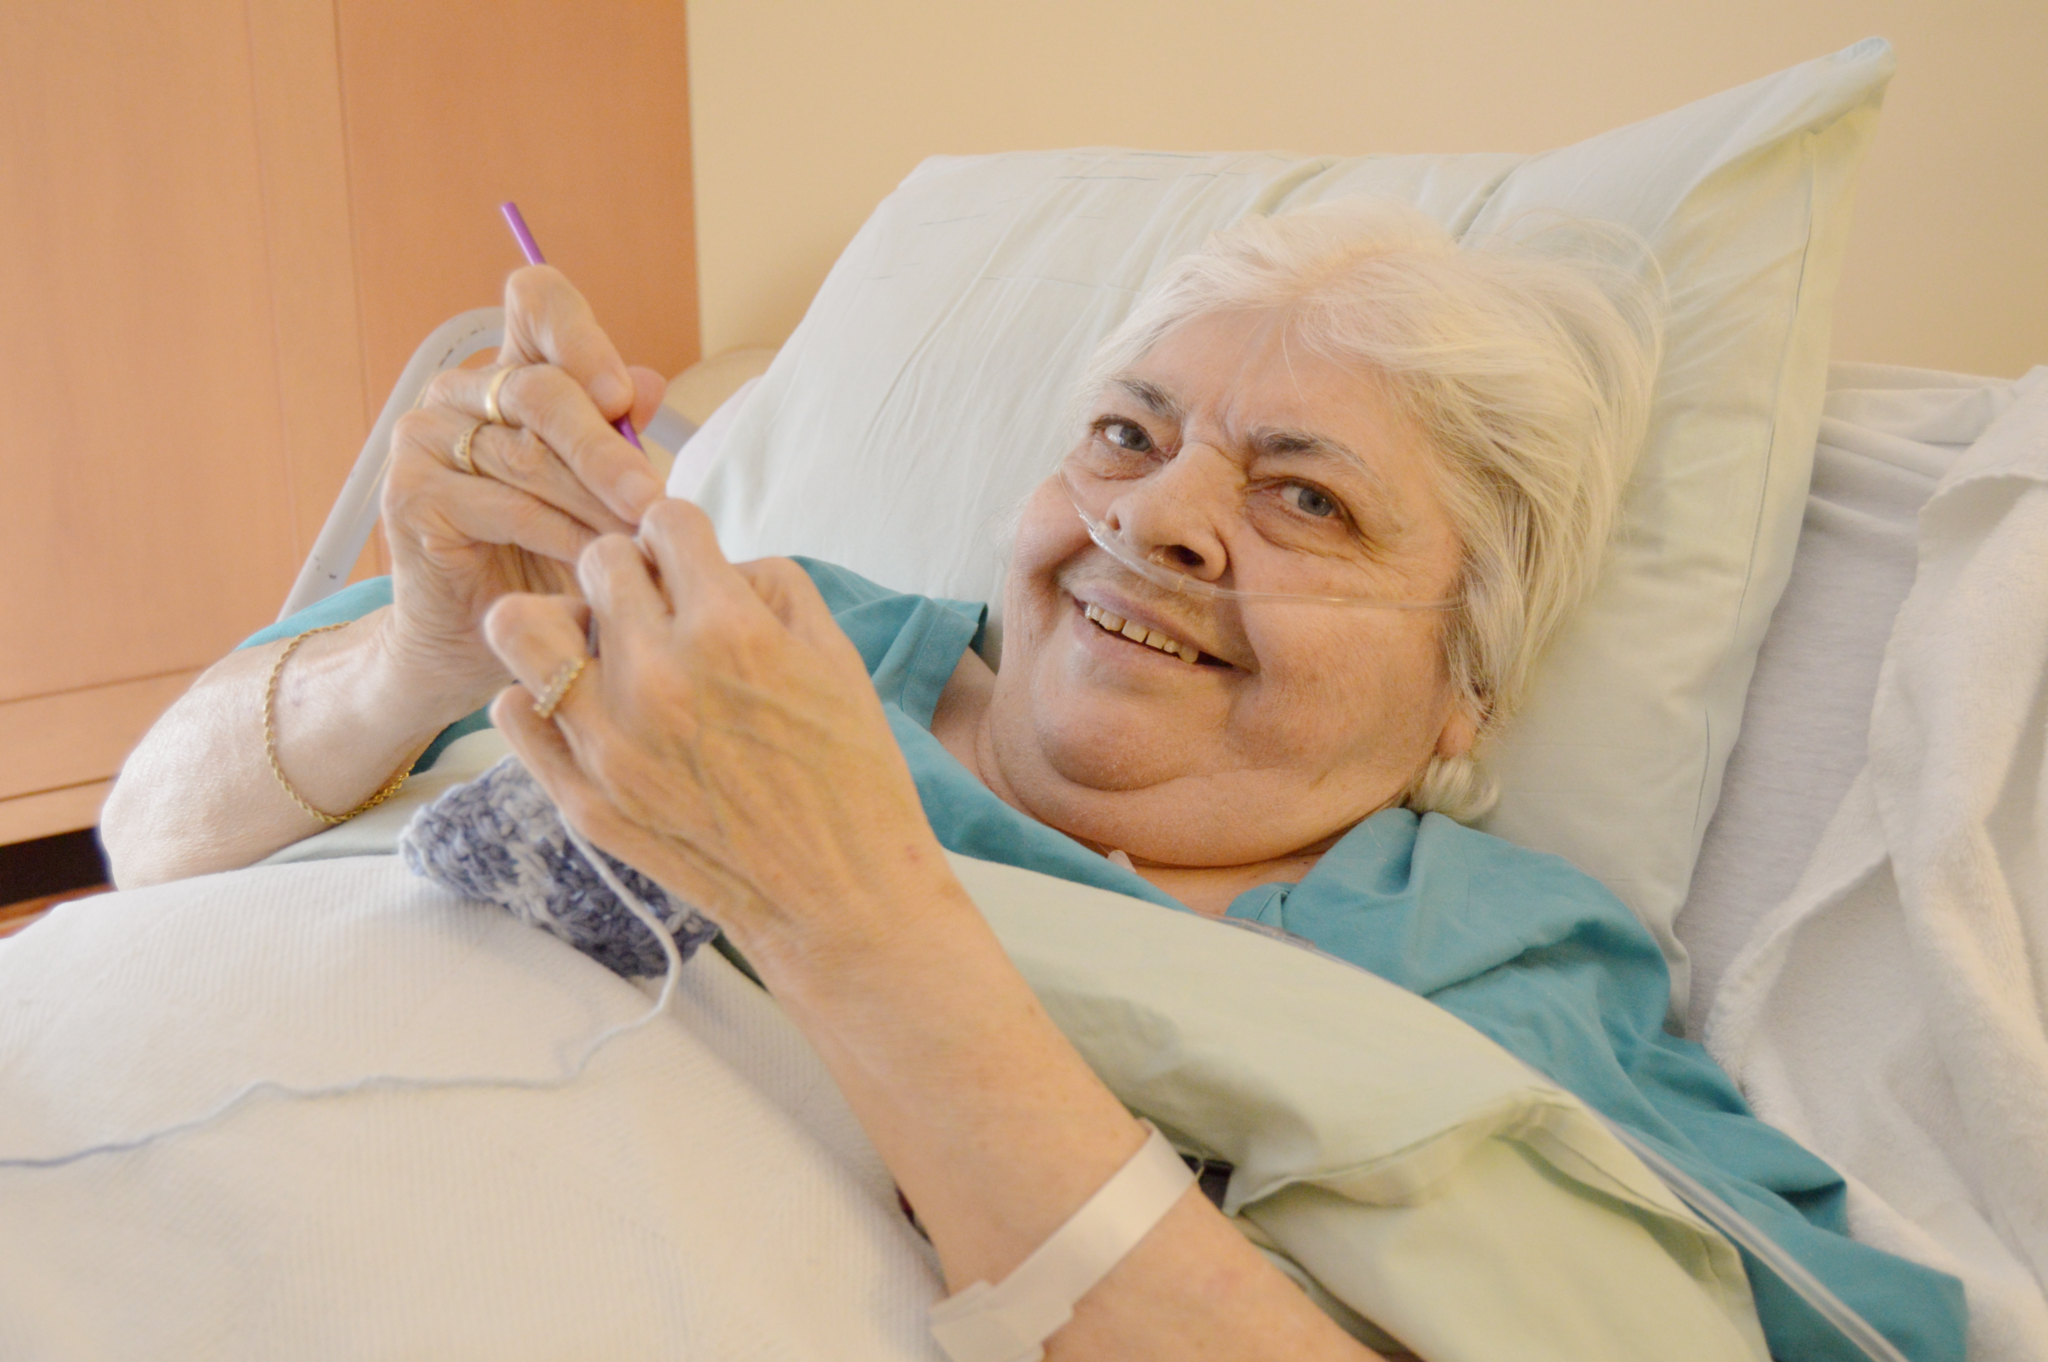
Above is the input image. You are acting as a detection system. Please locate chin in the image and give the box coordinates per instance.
[1022,688,1193,794]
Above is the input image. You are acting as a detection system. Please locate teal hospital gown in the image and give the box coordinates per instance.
[251,561,1968,1362]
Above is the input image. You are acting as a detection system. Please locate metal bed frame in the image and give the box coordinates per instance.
[277,307,696,620]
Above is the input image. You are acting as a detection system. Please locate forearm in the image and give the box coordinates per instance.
[743,873,1386,1362]
[480,524,1386,1358]
[101,608,484,888]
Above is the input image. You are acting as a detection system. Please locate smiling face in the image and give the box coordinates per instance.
[978,308,1478,868]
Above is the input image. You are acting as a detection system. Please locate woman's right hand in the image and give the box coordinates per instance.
[379,264,668,713]
[103,266,668,888]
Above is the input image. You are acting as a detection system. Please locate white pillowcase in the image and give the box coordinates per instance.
[694,40,1895,1016]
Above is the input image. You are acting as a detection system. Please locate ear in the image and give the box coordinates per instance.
[1435,704,1480,761]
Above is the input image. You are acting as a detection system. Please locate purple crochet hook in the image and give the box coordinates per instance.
[500,201,643,450]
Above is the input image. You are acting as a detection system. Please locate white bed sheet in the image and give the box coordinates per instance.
[1692,362,2048,1362]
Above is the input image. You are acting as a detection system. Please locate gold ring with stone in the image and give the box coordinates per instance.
[483,365,516,425]
[532,656,587,721]
[452,418,488,476]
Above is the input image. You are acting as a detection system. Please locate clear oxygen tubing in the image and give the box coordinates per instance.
[0,826,685,1173]
[1205,913,1911,1362]
[1597,1118,1914,1362]
[1056,465,1460,611]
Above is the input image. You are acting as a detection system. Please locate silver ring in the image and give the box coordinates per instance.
[452,418,488,476]
[483,366,516,426]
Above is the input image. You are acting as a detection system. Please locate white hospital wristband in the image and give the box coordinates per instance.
[927,1122,1195,1362]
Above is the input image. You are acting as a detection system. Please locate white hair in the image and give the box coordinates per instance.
[1078,199,1663,821]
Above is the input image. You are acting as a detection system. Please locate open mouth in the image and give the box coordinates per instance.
[1081,602,1230,667]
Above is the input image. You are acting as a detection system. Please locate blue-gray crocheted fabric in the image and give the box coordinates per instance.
[399,756,719,978]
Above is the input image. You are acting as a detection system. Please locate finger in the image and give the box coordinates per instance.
[628,366,667,433]
[404,406,629,538]
[500,265,635,418]
[463,419,638,539]
[733,557,882,675]
[431,364,662,524]
[482,592,594,715]
[490,688,623,852]
[384,435,604,566]
[579,533,671,637]
[492,679,612,798]
[491,685,580,788]
[484,620,630,828]
[636,499,761,626]
[732,557,835,638]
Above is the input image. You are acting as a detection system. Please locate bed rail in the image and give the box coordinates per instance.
[278,308,506,620]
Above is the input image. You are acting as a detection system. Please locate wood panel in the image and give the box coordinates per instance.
[0,0,698,845]
[0,3,302,704]
[0,672,202,803]
[0,782,114,848]
[246,0,377,575]
[335,0,700,415]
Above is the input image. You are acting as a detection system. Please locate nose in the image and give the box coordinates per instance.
[1101,443,1236,584]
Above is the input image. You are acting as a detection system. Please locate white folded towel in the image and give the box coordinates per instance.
[1708,367,2048,1362]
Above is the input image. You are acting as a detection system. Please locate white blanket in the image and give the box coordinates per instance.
[0,857,947,1361]
[1708,367,2048,1361]
[0,851,1768,1360]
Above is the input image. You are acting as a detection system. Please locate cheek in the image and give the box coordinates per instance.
[1004,484,1089,619]
[1014,478,1084,561]
[1244,617,1452,761]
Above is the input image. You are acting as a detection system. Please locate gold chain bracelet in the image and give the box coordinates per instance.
[263,622,431,825]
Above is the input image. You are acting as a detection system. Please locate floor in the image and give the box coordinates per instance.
[1,827,110,937]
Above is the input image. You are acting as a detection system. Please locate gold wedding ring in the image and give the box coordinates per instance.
[452,418,487,476]
[483,365,516,425]
[532,656,587,721]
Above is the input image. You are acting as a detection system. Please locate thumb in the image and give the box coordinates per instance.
[501,265,634,417]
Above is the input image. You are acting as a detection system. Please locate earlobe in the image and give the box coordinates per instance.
[1435,705,1480,760]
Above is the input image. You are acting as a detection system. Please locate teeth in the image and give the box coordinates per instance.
[1084,603,1200,664]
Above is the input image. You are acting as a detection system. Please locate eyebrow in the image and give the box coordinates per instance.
[1249,427,1386,490]
[1106,377,1390,494]
[1109,377,1183,422]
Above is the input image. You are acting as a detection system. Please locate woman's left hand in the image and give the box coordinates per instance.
[484,498,956,969]
[484,500,1381,1362]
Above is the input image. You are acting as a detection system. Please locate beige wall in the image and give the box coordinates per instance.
[688,0,2047,378]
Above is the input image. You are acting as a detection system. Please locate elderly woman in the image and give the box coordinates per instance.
[102,203,1961,1361]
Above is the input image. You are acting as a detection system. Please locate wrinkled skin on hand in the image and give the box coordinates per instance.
[485,500,955,966]
[379,265,669,710]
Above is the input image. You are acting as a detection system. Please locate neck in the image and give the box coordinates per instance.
[1112,853,1323,917]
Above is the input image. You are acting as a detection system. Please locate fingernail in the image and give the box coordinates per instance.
[590,372,629,414]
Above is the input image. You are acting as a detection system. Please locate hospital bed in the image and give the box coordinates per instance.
[2,36,2044,1362]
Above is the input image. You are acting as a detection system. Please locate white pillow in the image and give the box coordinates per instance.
[696,40,1894,1016]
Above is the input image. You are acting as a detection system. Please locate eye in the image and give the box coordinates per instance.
[1096,419,1154,454]
[1281,482,1342,519]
